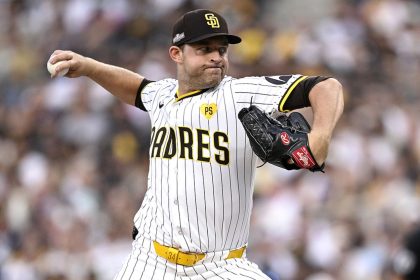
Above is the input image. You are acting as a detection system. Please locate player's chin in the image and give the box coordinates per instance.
[205,75,223,88]
[205,70,224,83]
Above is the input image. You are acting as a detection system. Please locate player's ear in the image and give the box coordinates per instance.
[169,46,183,63]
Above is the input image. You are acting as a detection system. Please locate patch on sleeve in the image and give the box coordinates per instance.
[264,75,292,85]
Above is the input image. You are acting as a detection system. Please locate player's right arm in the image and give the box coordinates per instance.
[48,50,143,106]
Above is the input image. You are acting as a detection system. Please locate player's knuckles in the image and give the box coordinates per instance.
[50,53,70,64]
[62,52,75,62]
[51,50,63,56]
[58,64,68,73]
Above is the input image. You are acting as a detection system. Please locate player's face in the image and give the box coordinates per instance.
[179,37,229,89]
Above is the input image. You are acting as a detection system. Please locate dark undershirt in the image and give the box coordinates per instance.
[282,76,330,111]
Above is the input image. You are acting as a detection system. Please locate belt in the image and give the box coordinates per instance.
[153,241,246,266]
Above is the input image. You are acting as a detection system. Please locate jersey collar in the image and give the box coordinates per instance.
[175,88,209,102]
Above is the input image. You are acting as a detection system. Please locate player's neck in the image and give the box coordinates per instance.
[177,81,215,97]
[177,83,201,98]
[175,89,201,101]
[177,87,192,98]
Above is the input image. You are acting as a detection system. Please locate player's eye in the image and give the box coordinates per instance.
[197,47,211,54]
[218,47,227,56]
[196,46,227,56]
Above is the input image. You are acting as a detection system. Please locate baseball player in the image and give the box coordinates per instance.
[48,9,344,279]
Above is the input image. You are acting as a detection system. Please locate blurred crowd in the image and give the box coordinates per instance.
[0,0,419,279]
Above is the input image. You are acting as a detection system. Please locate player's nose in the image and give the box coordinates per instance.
[209,51,223,63]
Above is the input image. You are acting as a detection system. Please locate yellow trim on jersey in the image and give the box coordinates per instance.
[175,89,202,102]
[278,75,307,112]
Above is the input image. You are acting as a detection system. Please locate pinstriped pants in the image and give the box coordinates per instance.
[114,236,271,280]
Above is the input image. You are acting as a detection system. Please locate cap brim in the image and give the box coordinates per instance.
[181,33,242,45]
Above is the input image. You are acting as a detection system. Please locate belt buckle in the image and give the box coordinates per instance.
[177,251,205,266]
[154,241,204,266]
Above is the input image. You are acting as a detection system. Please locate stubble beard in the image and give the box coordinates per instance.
[179,64,227,91]
[194,68,225,89]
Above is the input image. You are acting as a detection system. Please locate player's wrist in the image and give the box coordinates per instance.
[84,57,100,78]
[307,131,330,165]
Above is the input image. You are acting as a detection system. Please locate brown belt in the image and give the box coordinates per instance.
[153,241,246,266]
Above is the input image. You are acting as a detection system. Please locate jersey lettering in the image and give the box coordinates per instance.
[214,132,229,165]
[150,126,229,164]
[163,127,176,159]
[197,129,210,162]
[178,127,194,160]
[150,127,167,158]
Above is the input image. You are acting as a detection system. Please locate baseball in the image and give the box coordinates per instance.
[47,60,69,77]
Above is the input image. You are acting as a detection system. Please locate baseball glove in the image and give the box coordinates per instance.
[238,105,324,172]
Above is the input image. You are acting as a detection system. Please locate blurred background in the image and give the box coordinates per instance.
[0,0,419,279]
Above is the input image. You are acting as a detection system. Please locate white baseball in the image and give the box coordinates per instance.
[47,60,69,77]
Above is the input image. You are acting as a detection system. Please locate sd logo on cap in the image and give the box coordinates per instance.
[171,9,241,46]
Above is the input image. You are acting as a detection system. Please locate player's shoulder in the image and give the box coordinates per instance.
[146,78,177,90]
[217,75,272,88]
[142,78,177,96]
[232,74,303,86]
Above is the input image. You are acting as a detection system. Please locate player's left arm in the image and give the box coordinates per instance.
[306,78,344,165]
[280,76,344,166]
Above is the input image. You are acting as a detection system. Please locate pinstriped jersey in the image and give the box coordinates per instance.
[134,74,306,253]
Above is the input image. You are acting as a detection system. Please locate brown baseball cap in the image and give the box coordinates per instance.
[172,9,242,46]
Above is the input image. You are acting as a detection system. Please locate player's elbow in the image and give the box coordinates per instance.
[330,78,344,111]
[319,78,344,109]
[320,78,343,94]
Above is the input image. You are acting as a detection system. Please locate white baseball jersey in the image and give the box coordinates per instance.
[115,74,307,279]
